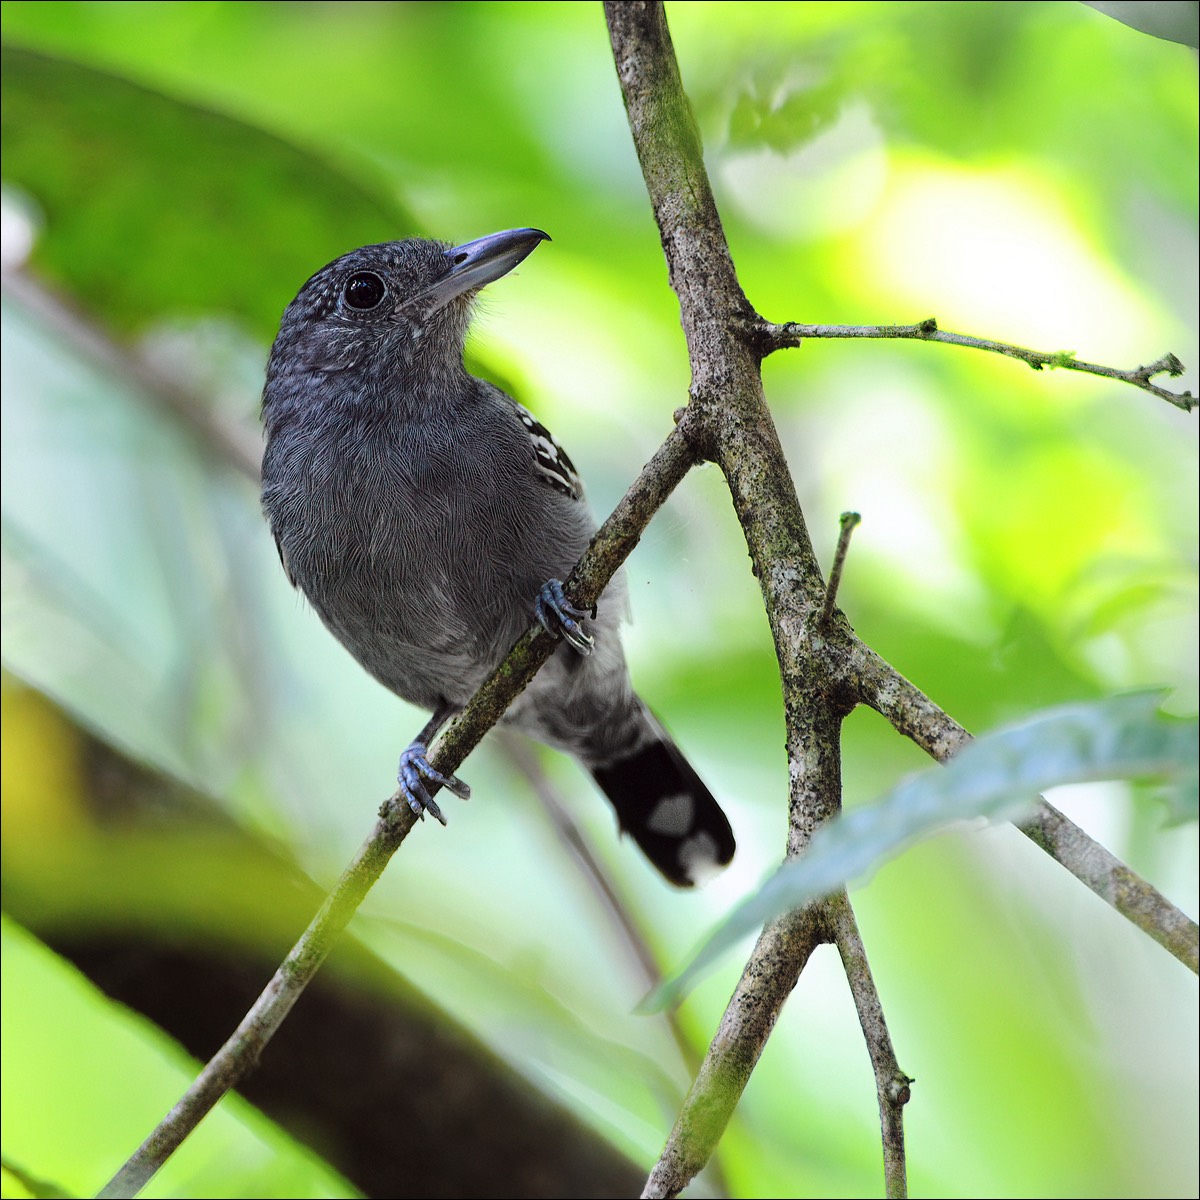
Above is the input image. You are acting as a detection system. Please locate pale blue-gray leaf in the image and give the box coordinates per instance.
[646,693,1197,1009]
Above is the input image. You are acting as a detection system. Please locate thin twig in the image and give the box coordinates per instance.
[97,422,701,1199]
[820,511,862,627]
[826,892,910,1200]
[761,318,1196,412]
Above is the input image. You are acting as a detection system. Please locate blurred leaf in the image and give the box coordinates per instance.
[726,72,843,153]
[0,45,415,339]
[650,693,1198,1008]
[0,915,358,1199]
[1083,1,1200,48]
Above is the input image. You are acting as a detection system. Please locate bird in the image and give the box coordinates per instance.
[260,227,735,886]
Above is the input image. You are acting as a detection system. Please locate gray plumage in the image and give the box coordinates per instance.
[261,228,734,886]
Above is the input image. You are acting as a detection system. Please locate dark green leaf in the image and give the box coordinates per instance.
[1,45,416,339]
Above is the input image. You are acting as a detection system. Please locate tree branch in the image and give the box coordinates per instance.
[498,737,708,1080]
[641,905,827,1199]
[608,5,864,1194]
[851,645,1199,974]
[608,3,1193,1197]
[760,317,1196,412]
[826,892,911,1200]
[605,4,913,1195]
[2,268,263,477]
[97,421,701,1199]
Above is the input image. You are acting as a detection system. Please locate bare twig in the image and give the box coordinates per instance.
[499,736,734,1197]
[761,318,1196,412]
[97,422,701,1199]
[826,892,911,1200]
[501,736,664,987]
[820,511,862,627]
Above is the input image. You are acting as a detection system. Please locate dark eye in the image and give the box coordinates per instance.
[343,272,386,310]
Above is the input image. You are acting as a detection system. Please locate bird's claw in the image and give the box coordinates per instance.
[534,579,594,655]
[394,741,470,826]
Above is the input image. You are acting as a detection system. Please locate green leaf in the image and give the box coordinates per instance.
[0,45,415,338]
[0,915,358,1199]
[647,693,1198,1009]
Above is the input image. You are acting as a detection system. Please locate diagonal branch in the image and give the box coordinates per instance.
[498,736,710,1085]
[97,420,701,1199]
[760,317,1196,412]
[2,268,263,477]
[6,211,722,1199]
[641,905,827,1199]
[851,645,1199,974]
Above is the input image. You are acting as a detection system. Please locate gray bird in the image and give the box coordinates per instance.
[261,227,735,886]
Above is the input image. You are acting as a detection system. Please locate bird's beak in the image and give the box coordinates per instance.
[404,227,551,314]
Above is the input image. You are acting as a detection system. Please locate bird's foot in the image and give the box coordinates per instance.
[394,741,471,826]
[534,578,594,655]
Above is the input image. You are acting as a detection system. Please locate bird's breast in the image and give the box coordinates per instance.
[262,404,587,671]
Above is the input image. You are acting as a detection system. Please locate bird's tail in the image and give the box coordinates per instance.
[590,714,735,887]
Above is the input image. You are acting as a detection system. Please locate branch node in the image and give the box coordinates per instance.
[1149,352,1185,378]
[888,1073,915,1106]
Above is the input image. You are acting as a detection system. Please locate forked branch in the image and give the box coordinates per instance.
[607,2,1194,1198]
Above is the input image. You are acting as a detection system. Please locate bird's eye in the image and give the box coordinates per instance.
[343,272,386,310]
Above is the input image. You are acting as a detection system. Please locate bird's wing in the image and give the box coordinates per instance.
[512,400,585,501]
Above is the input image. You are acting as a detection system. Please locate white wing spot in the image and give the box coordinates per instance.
[514,401,583,500]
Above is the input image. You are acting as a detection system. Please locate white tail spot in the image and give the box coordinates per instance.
[647,792,694,836]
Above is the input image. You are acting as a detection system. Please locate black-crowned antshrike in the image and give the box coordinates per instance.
[261,228,734,886]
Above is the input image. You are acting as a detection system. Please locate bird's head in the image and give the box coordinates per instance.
[263,228,549,419]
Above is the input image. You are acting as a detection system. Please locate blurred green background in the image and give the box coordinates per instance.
[1,2,1196,1197]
